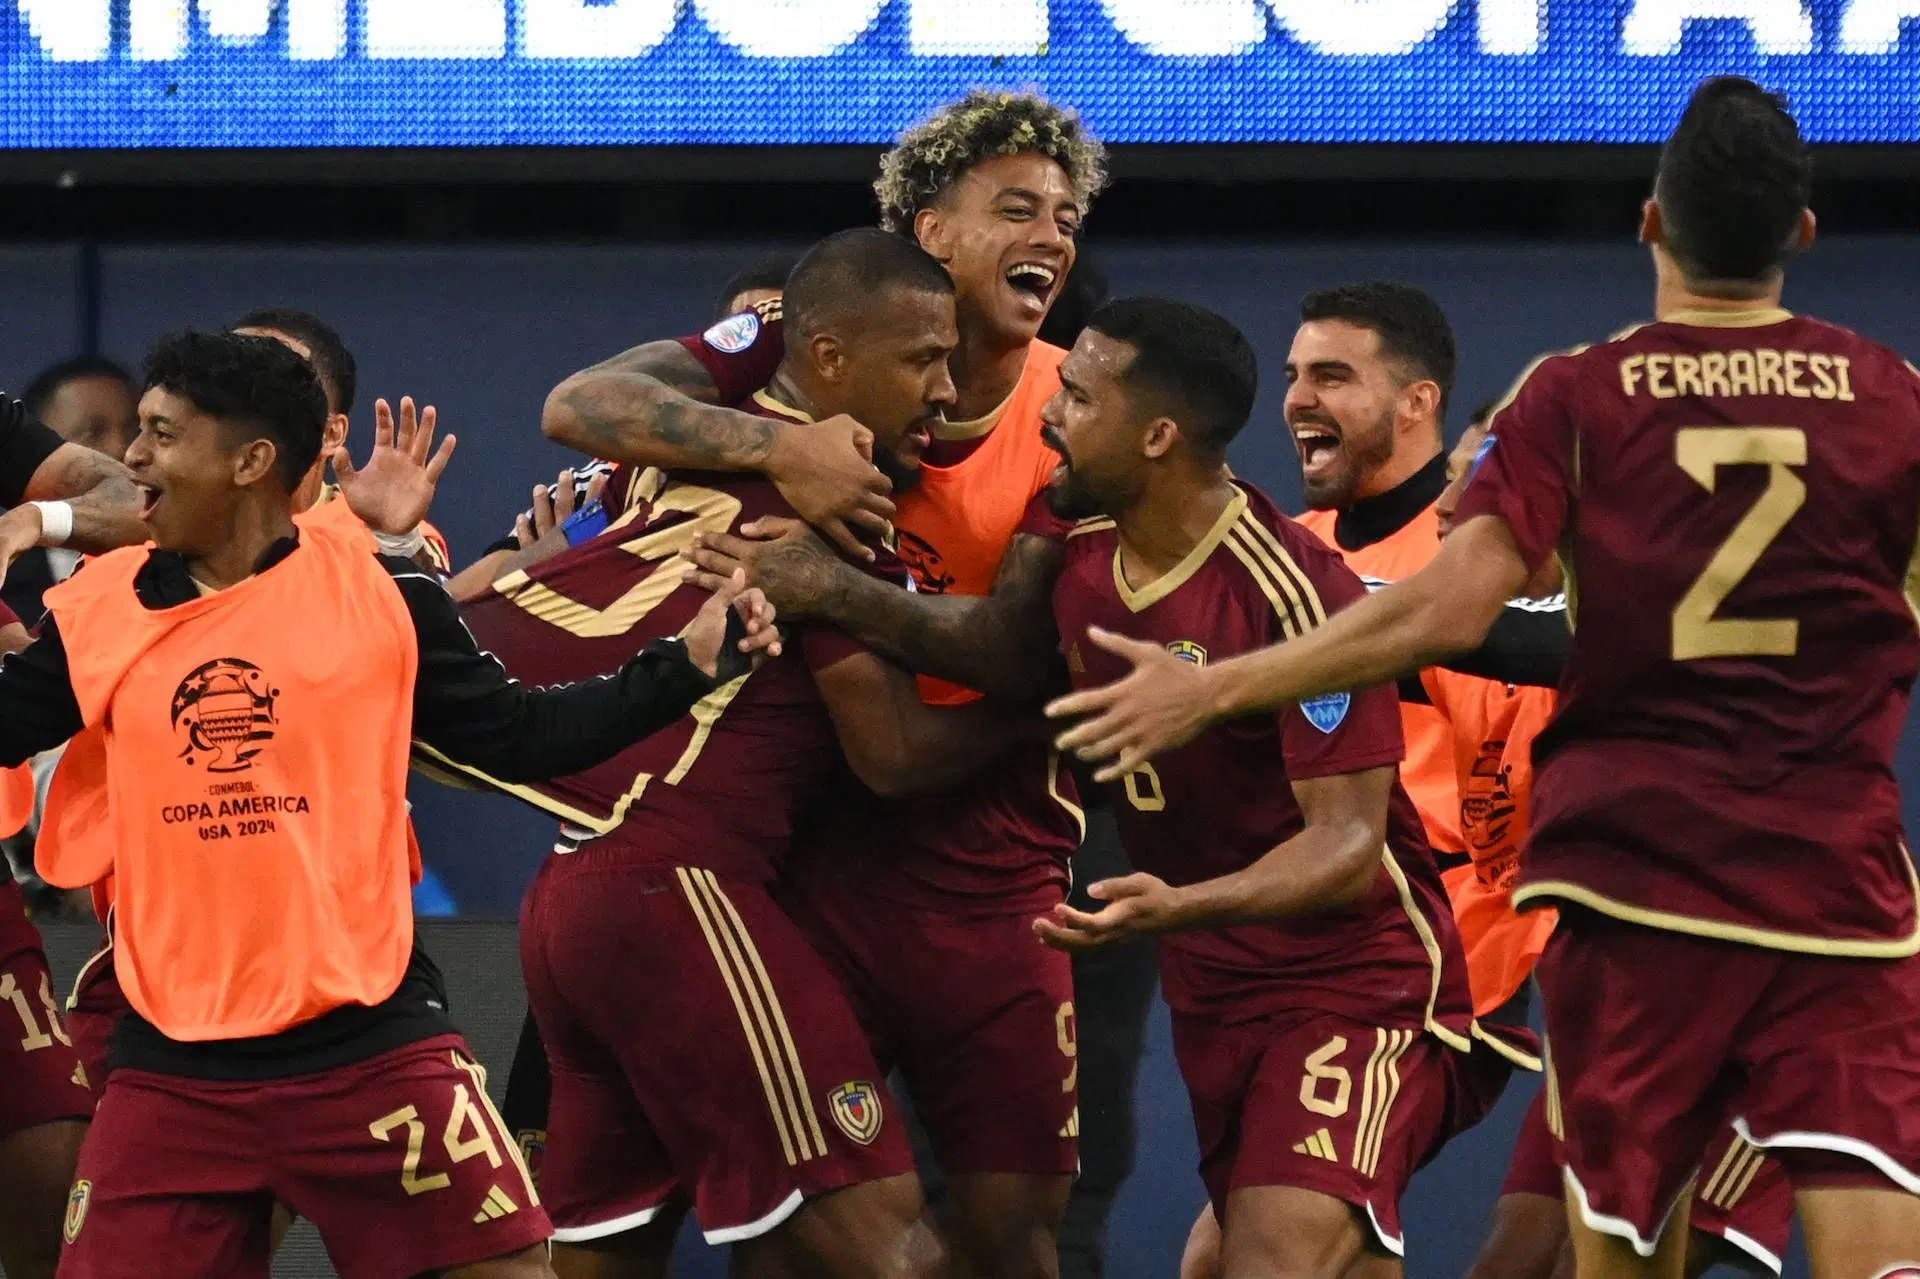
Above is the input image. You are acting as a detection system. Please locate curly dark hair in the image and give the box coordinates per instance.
[875,90,1108,235]
[143,330,328,492]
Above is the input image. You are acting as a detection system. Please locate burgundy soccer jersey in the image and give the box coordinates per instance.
[1458,309,1920,951]
[440,393,901,887]
[1051,483,1473,1035]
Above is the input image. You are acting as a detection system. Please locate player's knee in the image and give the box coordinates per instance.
[788,1174,947,1279]
[946,1173,1068,1279]
[1217,1190,1369,1279]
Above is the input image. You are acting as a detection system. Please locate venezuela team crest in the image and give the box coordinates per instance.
[827,1081,883,1146]
[1165,640,1207,666]
[64,1179,89,1243]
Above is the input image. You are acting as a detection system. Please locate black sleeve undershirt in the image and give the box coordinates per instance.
[0,400,67,508]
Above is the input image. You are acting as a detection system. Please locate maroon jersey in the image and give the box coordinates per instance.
[429,393,900,886]
[1458,309,1920,952]
[1051,482,1473,1036]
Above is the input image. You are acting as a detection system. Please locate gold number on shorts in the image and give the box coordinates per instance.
[1056,1001,1078,1093]
[443,1083,505,1170]
[1299,1036,1352,1119]
[1671,428,1807,661]
[0,971,70,1052]
[1123,762,1166,812]
[369,1105,453,1196]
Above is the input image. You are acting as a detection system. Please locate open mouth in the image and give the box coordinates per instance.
[136,484,161,520]
[1292,423,1342,479]
[1005,262,1058,313]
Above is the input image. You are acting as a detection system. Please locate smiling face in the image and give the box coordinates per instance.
[123,388,273,557]
[913,152,1082,351]
[1282,319,1407,511]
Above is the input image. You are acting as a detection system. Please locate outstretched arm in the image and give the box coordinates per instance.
[1035,766,1391,950]
[687,521,1066,703]
[1049,516,1529,780]
[21,443,146,554]
[543,340,892,557]
[811,646,1031,797]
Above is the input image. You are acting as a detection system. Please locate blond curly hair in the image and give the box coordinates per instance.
[875,90,1109,235]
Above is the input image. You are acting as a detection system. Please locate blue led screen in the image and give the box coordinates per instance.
[4,1,1920,148]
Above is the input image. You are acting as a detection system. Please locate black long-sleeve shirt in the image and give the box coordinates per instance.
[26,530,727,1081]
[0,536,721,778]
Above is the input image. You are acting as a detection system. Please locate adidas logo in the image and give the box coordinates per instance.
[1058,1108,1080,1139]
[471,1184,519,1224]
[1292,1129,1338,1162]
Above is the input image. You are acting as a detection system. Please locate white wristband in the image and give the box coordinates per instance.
[29,501,73,547]
[373,526,427,559]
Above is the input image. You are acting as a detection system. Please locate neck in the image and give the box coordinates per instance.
[293,464,327,514]
[184,498,297,592]
[1353,434,1443,502]
[1653,253,1785,320]
[764,366,825,421]
[948,322,1030,421]
[1114,465,1237,589]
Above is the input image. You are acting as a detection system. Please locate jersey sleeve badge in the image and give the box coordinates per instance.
[1299,691,1352,733]
[702,310,761,354]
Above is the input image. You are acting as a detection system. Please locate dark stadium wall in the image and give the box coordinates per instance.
[8,235,1884,1275]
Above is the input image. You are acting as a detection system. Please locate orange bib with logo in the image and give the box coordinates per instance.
[894,341,1065,705]
[40,508,419,1041]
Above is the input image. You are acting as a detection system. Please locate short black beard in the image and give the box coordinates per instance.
[1045,474,1106,521]
[876,448,922,495]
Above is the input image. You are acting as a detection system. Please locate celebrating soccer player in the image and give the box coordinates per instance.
[4,330,774,1279]
[440,228,1027,1279]
[1052,77,1920,1279]
[552,90,1107,1277]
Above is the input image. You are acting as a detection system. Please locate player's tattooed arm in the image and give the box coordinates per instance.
[17,442,147,555]
[1036,765,1392,951]
[687,523,1066,703]
[812,651,1031,796]
[543,342,892,558]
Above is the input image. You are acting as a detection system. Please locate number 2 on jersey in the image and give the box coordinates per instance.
[1671,427,1807,661]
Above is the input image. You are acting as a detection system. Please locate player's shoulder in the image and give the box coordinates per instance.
[696,296,784,358]
[1233,482,1353,578]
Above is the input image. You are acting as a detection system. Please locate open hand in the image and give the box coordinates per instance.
[1033,874,1188,951]
[685,568,782,680]
[765,415,894,562]
[334,398,455,536]
[1046,627,1213,783]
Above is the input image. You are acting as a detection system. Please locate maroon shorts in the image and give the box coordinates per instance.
[1501,1089,1794,1274]
[65,934,122,1106]
[1537,905,1920,1255]
[785,878,1078,1177]
[1172,1008,1486,1257]
[521,856,913,1246]
[60,1033,546,1279]
[0,882,93,1135]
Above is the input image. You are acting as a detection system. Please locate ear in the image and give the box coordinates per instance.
[232,438,280,489]
[914,207,953,264]
[1639,197,1662,247]
[811,331,847,383]
[1399,379,1443,434]
[1141,416,1180,461]
[322,413,349,454]
[1795,207,1816,252]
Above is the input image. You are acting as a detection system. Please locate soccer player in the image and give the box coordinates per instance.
[1051,77,1920,1279]
[1031,295,1495,1277]
[5,329,774,1279]
[438,229,1006,1279]
[548,90,1107,1279]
